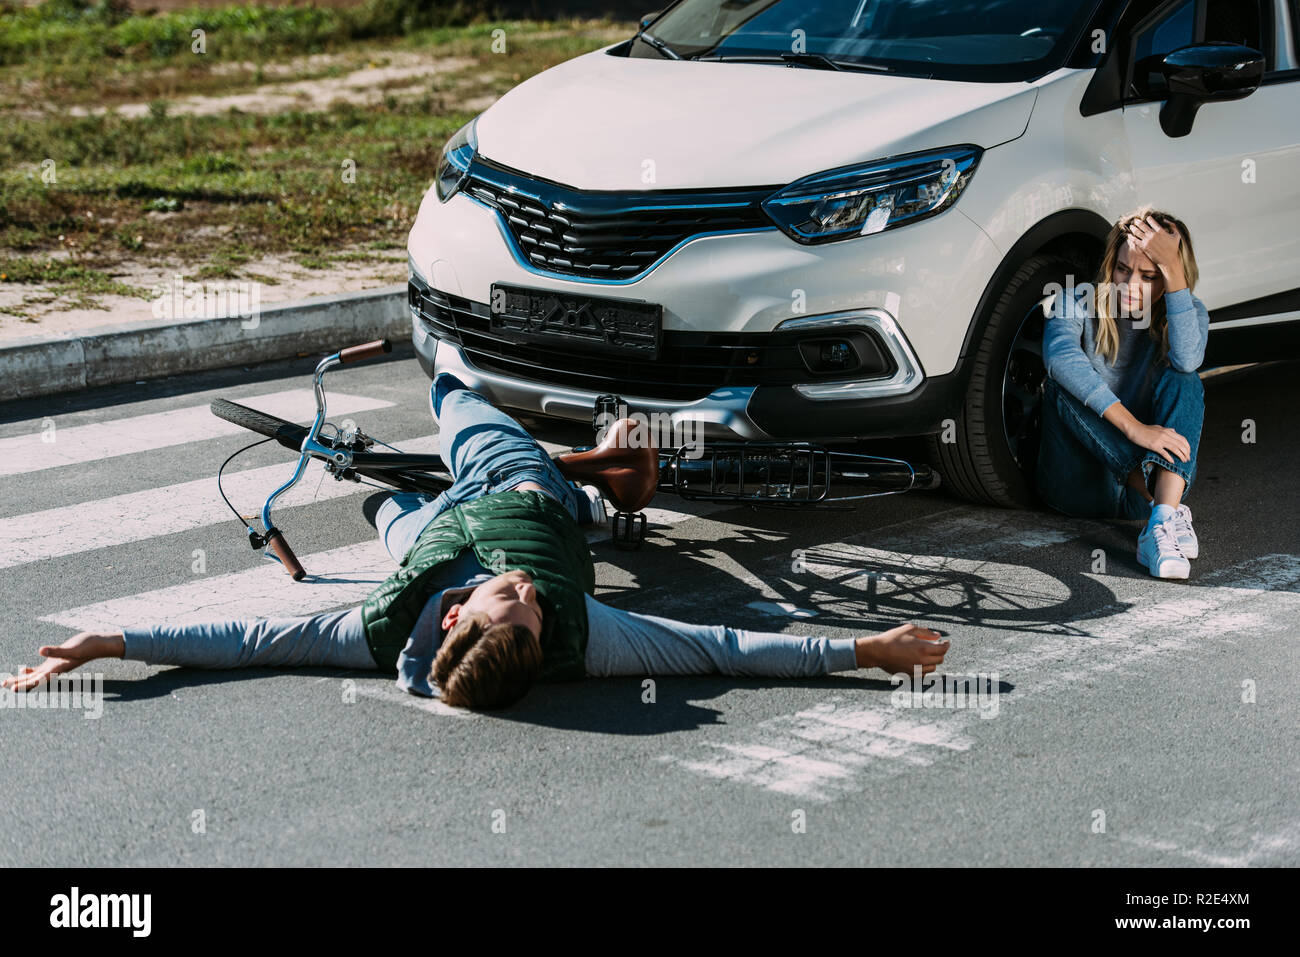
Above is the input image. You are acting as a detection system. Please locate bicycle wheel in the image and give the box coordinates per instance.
[210,398,449,496]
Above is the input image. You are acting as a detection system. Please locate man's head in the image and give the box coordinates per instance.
[431,569,545,710]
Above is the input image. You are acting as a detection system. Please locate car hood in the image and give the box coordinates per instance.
[475,47,1038,191]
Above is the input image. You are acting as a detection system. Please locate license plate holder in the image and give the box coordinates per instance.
[489,284,662,359]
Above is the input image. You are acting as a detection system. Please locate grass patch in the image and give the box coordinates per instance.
[0,254,152,313]
[0,0,490,67]
[0,9,632,293]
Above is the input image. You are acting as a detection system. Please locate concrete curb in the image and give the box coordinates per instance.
[0,284,409,403]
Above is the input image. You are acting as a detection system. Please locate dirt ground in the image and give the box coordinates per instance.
[1,11,631,341]
[62,51,495,119]
[0,248,406,340]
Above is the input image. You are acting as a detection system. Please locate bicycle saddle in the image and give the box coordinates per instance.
[555,418,659,513]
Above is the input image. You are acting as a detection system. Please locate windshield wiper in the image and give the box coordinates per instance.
[635,31,682,61]
[691,52,892,72]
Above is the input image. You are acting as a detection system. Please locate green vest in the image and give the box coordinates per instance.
[360,490,594,683]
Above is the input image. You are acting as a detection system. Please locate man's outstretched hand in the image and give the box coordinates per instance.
[855,623,949,675]
[1,631,124,692]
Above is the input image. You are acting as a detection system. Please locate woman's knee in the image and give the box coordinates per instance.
[1154,365,1204,402]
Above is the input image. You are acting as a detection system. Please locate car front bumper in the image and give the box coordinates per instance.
[411,306,964,443]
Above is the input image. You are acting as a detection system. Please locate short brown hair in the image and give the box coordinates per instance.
[431,611,543,709]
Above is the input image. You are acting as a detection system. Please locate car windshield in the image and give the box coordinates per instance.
[634,0,1103,82]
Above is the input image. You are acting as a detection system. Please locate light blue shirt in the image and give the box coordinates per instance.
[121,556,861,697]
[1043,285,1210,417]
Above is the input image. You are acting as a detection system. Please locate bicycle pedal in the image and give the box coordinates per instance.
[610,510,646,550]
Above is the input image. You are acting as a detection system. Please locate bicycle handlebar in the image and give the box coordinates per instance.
[265,528,306,581]
[338,339,392,364]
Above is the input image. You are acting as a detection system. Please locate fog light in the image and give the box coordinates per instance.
[799,337,861,374]
[820,341,852,368]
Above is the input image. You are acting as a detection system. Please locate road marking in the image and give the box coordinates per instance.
[353,681,480,719]
[0,437,441,569]
[37,495,721,633]
[1117,818,1300,867]
[40,540,397,632]
[664,700,975,796]
[746,600,818,618]
[0,390,393,477]
[659,552,1300,802]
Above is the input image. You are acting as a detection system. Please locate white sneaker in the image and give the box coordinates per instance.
[574,484,607,525]
[1137,518,1190,580]
[1170,504,1198,559]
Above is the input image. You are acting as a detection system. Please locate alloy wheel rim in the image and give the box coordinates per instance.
[1001,300,1048,468]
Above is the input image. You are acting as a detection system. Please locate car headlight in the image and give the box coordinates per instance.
[435,117,479,202]
[762,145,982,244]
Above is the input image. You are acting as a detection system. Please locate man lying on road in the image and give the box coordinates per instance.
[3,375,950,709]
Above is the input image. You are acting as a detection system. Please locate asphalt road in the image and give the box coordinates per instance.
[1,348,1296,867]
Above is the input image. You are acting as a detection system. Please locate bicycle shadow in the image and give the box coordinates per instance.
[589,513,1134,639]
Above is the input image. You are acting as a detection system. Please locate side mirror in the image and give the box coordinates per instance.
[1156,42,1265,138]
[640,10,661,30]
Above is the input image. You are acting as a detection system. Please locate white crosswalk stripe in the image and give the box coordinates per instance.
[0,389,392,477]
[658,552,1300,802]
[13,380,1300,788]
[40,540,393,632]
[20,393,731,635]
[0,437,440,569]
[38,497,737,631]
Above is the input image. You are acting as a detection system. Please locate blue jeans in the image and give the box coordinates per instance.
[375,374,581,563]
[1036,365,1204,520]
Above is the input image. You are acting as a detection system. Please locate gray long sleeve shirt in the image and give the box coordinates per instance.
[1043,285,1210,417]
[120,550,860,697]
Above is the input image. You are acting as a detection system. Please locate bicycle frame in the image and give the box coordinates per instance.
[661,442,925,505]
[226,340,939,576]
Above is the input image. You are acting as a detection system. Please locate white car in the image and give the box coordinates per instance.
[407,0,1300,506]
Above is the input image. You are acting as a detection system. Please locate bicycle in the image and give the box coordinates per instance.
[210,339,939,579]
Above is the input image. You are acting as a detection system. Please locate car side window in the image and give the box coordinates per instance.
[1204,0,1273,70]
[1129,0,1196,97]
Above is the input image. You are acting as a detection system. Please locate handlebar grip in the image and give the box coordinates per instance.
[265,528,307,581]
[338,339,392,364]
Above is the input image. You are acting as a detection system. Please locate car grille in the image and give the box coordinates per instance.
[409,277,895,403]
[463,157,777,280]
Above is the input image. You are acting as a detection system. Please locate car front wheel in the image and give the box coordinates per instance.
[928,252,1090,507]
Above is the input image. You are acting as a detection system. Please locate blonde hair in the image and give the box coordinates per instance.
[1093,205,1199,364]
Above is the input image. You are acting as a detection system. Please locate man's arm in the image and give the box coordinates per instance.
[2,608,376,693]
[121,608,374,670]
[582,596,948,678]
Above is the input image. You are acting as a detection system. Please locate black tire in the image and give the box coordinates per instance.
[209,398,447,496]
[928,252,1088,507]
